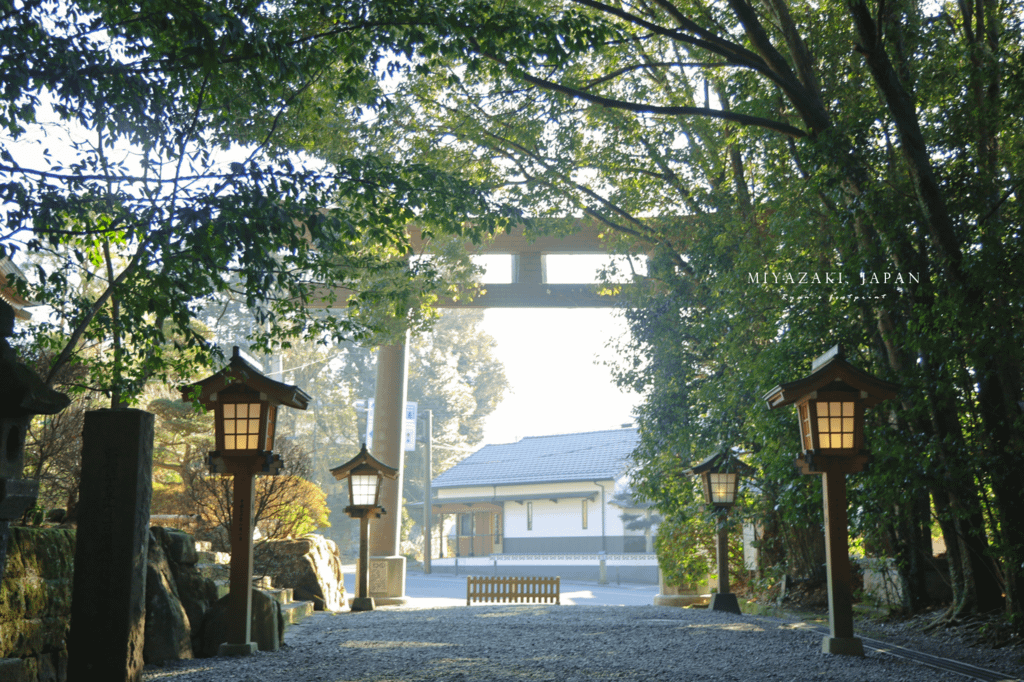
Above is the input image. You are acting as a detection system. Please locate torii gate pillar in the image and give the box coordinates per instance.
[367,331,410,605]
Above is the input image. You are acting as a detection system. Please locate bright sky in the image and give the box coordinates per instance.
[479,308,641,445]
[473,255,644,446]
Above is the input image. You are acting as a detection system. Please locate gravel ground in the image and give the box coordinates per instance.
[141,604,1024,682]
[855,613,1024,674]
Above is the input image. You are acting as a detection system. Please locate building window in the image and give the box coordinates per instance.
[527,502,533,531]
[494,513,502,545]
[582,499,588,529]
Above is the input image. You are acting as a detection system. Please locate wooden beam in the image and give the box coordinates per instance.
[437,283,624,308]
[407,220,626,255]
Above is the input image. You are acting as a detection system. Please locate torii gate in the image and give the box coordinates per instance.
[336,220,637,604]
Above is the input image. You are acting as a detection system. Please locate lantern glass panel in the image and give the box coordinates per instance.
[223,402,262,450]
[709,472,737,504]
[265,405,277,452]
[798,403,813,451]
[815,401,856,449]
[350,474,378,506]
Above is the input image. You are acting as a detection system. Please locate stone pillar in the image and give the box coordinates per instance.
[68,409,153,682]
[368,334,409,604]
[821,471,863,655]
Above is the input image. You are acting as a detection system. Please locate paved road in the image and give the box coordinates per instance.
[342,568,660,606]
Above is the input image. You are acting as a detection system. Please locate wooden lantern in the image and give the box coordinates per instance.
[762,344,899,656]
[763,345,898,475]
[331,444,399,514]
[180,346,311,653]
[184,346,311,474]
[330,444,398,611]
[685,448,754,509]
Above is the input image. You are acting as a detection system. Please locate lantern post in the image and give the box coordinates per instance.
[686,448,754,615]
[763,345,897,656]
[182,347,311,655]
[330,444,398,611]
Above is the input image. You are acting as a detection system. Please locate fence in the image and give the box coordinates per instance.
[466,576,560,605]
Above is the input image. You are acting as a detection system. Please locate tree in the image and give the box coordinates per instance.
[179,438,330,542]
[276,309,509,556]
[403,309,510,513]
[8,0,1023,624]
[611,488,663,554]
[1,0,516,407]
[263,0,1024,621]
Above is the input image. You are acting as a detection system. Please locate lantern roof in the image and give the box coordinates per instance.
[330,444,399,481]
[685,447,756,477]
[762,345,899,410]
[182,346,312,410]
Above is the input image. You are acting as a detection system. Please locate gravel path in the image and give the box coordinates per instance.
[141,604,1024,682]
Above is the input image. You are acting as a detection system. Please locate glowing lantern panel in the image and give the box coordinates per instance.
[223,402,262,451]
[708,472,738,505]
[350,473,379,507]
[817,401,855,449]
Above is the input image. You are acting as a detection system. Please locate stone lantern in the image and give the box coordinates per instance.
[0,300,70,581]
[763,344,898,656]
[182,346,311,655]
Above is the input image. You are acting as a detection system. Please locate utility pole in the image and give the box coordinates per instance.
[423,409,433,574]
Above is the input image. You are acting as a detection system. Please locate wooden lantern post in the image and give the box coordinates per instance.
[182,347,311,655]
[330,444,398,611]
[763,345,897,656]
[686,448,754,615]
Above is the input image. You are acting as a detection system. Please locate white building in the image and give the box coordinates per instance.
[416,427,659,583]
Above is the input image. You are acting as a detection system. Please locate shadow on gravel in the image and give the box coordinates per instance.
[142,605,1023,682]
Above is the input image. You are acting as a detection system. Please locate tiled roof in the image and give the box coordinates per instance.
[431,428,639,489]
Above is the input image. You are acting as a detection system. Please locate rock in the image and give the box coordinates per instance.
[254,534,345,611]
[169,559,219,656]
[162,528,198,566]
[195,589,284,656]
[195,525,231,553]
[37,650,58,682]
[148,526,219,658]
[0,656,34,682]
[143,529,193,665]
[250,589,284,652]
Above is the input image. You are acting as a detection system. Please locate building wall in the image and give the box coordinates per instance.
[502,536,640,554]
[442,480,655,555]
[431,554,660,584]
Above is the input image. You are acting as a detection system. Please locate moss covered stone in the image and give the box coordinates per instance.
[0,527,75,658]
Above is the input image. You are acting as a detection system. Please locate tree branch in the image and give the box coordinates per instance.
[515,68,808,137]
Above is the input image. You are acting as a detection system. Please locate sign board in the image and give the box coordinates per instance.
[366,400,418,452]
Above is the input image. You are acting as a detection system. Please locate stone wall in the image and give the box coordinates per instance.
[0,526,75,682]
[1,525,224,681]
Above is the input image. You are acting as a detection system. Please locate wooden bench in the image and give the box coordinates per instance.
[466,576,560,605]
